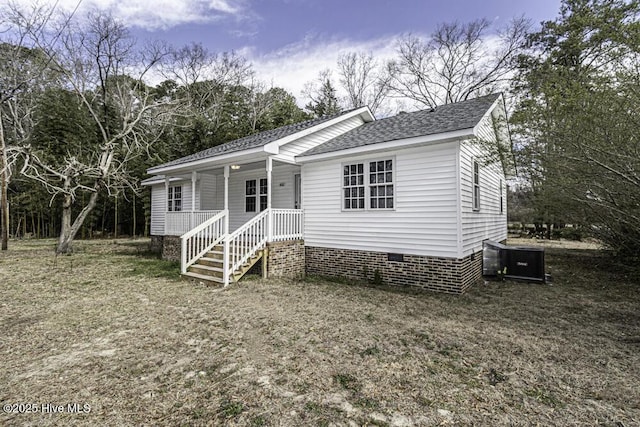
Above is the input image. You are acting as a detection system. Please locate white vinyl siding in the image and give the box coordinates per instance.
[275,115,365,163]
[150,184,165,236]
[198,173,217,210]
[303,142,459,258]
[460,111,508,256]
[149,179,193,235]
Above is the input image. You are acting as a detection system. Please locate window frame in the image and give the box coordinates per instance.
[245,179,257,212]
[259,178,268,211]
[167,185,182,212]
[472,160,480,212]
[342,162,365,210]
[341,157,396,211]
[246,178,269,213]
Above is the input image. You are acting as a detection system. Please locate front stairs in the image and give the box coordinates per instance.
[182,243,267,286]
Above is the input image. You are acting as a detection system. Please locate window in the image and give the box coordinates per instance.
[473,160,480,211]
[369,160,394,209]
[246,179,268,212]
[245,180,256,212]
[167,185,182,212]
[259,178,268,211]
[343,163,365,209]
[343,159,394,210]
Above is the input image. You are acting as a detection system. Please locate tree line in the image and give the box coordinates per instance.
[1,0,638,257]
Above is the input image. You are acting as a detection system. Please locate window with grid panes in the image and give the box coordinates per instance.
[259,178,268,211]
[167,186,182,212]
[473,160,480,211]
[245,180,257,212]
[369,160,394,209]
[343,163,365,209]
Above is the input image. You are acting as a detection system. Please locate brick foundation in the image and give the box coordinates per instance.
[267,239,305,279]
[305,246,483,294]
[160,236,181,262]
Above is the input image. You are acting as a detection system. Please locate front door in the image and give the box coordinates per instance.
[294,174,301,209]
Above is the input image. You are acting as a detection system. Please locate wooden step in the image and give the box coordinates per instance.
[198,256,224,267]
[189,264,224,278]
[182,271,225,286]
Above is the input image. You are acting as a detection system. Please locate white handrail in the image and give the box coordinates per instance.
[181,209,228,274]
[225,209,270,285]
[271,209,304,241]
[166,210,221,236]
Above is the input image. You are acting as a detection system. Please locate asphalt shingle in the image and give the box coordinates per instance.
[152,108,359,170]
[300,93,500,157]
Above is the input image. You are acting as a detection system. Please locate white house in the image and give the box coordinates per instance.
[143,93,508,293]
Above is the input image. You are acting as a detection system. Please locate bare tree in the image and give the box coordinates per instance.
[163,43,253,125]
[390,17,530,108]
[16,11,173,253]
[0,2,67,250]
[337,52,393,115]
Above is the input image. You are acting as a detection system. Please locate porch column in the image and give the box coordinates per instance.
[223,165,230,287]
[164,176,170,235]
[223,165,229,235]
[266,157,273,242]
[191,171,197,229]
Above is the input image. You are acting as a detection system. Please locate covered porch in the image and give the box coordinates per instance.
[146,154,304,286]
[158,155,302,236]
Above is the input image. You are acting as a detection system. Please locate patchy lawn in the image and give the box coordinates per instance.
[0,238,638,426]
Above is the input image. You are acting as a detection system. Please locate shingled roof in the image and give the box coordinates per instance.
[300,93,501,157]
[151,108,360,170]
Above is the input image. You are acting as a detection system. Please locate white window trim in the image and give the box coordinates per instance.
[499,179,504,214]
[472,159,480,212]
[245,179,257,212]
[341,157,396,212]
[167,185,182,212]
[246,178,268,213]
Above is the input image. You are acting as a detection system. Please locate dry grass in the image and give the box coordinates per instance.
[0,238,639,426]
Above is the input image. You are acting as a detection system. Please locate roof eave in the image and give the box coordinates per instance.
[296,128,475,163]
[146,146,268,175]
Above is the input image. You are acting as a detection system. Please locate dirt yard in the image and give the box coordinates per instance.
[1,238,638,426]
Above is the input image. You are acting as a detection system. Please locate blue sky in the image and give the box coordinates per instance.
[143,0,562,53]
[13,0,563,103]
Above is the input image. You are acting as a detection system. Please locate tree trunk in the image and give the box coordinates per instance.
[132,193,136,238]
[57,190,100,254]
[114,194,118,239]
[0,110,9,250]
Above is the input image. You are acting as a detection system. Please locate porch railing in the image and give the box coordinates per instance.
[224,209,270,285]
[178,208,304,285]
[271,209,304,241]
[180,210,227,274]
[166,210,222,236]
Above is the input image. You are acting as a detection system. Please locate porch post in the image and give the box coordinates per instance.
[164,176,170,235]
[191,171,197,229]
[223,165,229,234]
[266,157,273,242]
[223,165,230,286]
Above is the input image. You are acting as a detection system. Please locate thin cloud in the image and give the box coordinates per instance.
[246,33,406,108]
[8,0,251,30]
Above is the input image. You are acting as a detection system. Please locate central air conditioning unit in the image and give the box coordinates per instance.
[482,240,546,283]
